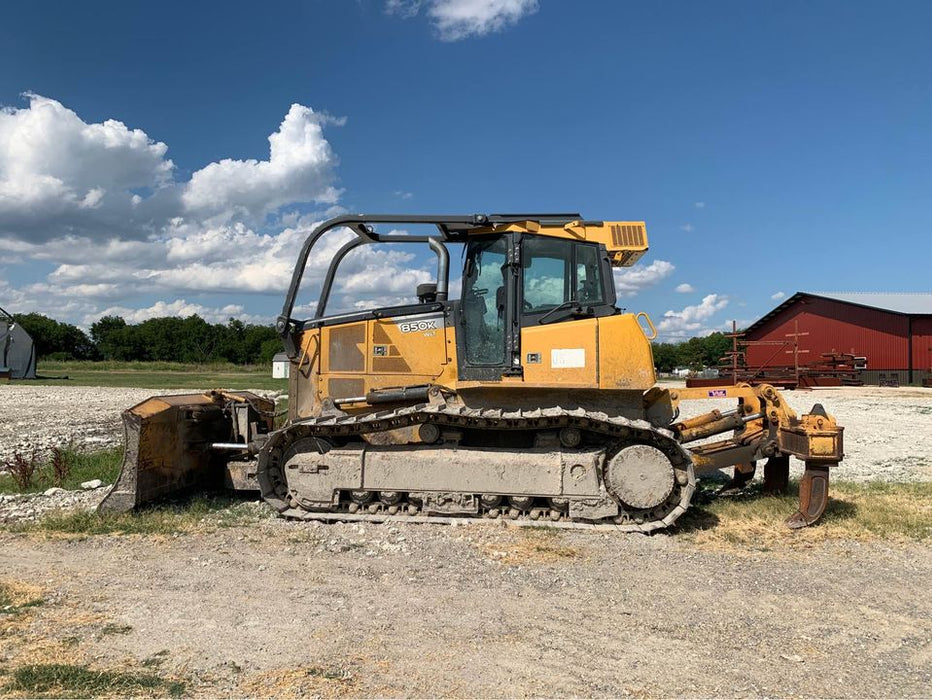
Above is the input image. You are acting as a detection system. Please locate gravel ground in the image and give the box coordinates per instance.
[1,383,931,696]
[0,386,177,462]
[1,521,930,697]
[0,385,283,463]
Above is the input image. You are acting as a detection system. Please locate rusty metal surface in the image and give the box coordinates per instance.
[762,455,790,494]
[787,464,831,529]
[99,391,273,513]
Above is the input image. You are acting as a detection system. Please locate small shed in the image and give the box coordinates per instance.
[0,307,37,379]
[272,352,290,379]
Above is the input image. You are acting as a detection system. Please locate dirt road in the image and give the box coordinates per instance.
[2,520,930,698]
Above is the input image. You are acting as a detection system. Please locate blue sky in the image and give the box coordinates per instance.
[1,0,930,339]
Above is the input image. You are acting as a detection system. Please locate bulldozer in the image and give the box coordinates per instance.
[100,213,844,531]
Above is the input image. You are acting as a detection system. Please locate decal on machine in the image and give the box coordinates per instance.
[394,313,444,334]
[551,348,586,369]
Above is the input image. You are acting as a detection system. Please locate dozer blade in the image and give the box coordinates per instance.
[98,391,273,513]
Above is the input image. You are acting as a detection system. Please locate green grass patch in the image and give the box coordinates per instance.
[2,663,185,698]
[678,479,932,548]
[0,581,44,615]
[0,448,122,495]
[9,494,270,536]
[31,360,287,391]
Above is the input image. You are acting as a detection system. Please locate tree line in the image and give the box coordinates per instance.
[651,333,734,373]
[12,313,282,365]
[12,311,735,370]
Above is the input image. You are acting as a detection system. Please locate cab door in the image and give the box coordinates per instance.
[519,237,613,388]
[456,234,520,381]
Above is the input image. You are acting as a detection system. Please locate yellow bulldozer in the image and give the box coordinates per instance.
[100,213,843,531]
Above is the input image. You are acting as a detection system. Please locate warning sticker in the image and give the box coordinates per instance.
[551,348,586,369]
[707,389,727,397]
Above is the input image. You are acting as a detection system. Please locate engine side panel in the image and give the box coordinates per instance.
[597,314,657,390]
[290,313,455,419]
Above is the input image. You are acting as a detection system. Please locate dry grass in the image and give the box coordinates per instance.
[481,527,583,565]
[0,579,43,614]
[678,480,932,551]
[237,666,357,698]
[0,577,184,698]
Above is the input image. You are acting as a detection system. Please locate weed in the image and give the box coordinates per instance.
[141,650,170,668]
[0,580,44,616]
[100,623,132,636]
[49,447,70,488]
[4,450,39,491]
[483,528,582,565]
[8,493,267,536]
[3,663,185,698]
[0,447,122,495]
[239,665,356,698]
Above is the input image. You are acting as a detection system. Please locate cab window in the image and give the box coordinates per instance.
[522,238,572,312]
[462,237,508,365]
[522,238,604,312]
[575,244,604,305]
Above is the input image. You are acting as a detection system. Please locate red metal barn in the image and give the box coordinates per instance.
[744,293,932,386]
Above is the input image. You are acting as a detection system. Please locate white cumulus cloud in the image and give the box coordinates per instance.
[0,95,444,326]
[612,260,675,298]
[657,293,729,340]
[0,93,175,241]
[87,299,260,326]
[386,0,539,41]
[181,104,341,223]
[0,94,343,243]
[675,283,695,293]
[771,291,786,301]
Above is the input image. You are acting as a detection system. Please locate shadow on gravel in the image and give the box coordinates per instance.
[671,506,721,533]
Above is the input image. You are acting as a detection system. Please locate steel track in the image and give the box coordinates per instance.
[258,403,697,533]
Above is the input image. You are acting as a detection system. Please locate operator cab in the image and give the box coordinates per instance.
[458,233,618,376]
[276,214,651,392]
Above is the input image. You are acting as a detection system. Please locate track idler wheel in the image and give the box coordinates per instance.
[786,463,832,529]
[605,444,675,510]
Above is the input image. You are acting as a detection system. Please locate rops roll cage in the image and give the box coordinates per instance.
[276,213,583,346]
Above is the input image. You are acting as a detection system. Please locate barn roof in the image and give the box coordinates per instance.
[745,291,932,335]
[811,292,932,314]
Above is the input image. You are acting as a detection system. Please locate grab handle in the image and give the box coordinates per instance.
[636,312,657,340]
